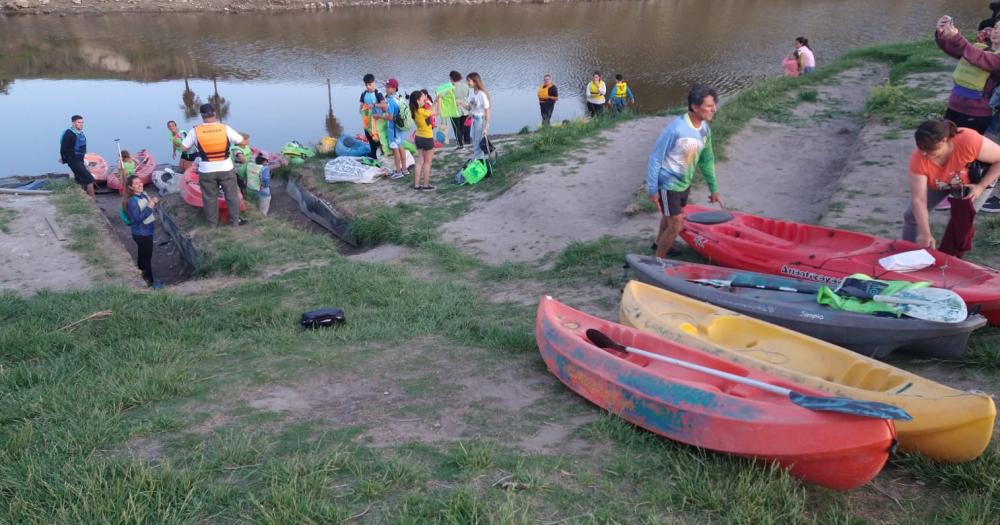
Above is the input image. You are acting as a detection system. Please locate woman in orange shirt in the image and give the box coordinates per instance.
[905,120,1000,248]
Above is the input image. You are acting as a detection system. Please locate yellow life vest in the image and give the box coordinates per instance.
[194,123,231,162]
[953,43,1000,92]
[588,81,602,95]
[614,81,629,99]
[538,84,552,103]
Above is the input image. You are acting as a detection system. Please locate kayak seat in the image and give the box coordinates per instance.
[838,362,908,391]
[725,226,796,249]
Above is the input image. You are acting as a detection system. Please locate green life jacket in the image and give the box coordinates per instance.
[246,163,263,191]
[815,274,926,317]
[230,144,252,179]
[952,43,1000,92]
[122,159,136,177]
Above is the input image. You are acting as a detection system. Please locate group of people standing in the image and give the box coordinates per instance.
[903,13,1000,258]
[358,71,492,190]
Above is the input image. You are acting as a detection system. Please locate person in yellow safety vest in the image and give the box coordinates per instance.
[610,73,636,113]
[537,74,559,126]
[229,132,253,192]
[585,71,606,118]
[180,103,246,226]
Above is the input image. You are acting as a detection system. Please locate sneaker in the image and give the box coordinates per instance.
[419,185,436,191]
[389,171,405,180]
[981,196,1000,213]
[237,218,248,225]
[935,199,951,211]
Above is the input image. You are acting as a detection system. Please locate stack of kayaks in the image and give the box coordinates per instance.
[618,280,996,463]
[536,296,897,490]
[624,255,987,358]
[680,205,1000,324]
[179,164,247,223]
[336,134,371,158]
[107,149,157,193]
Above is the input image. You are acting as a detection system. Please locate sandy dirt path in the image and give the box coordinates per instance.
[0,194,94,295]
[441,117,670,262]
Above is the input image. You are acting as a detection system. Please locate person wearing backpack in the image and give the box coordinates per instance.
[122,175,163,289]
[378,78,408,180]
[458,72,491,161]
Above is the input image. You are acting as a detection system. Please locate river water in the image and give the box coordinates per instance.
[0,0,985,177]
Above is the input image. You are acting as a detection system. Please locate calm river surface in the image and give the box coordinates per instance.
[0,0,985,177]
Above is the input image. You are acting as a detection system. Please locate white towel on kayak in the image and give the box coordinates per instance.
[879,249,935,272]
[324,157,387,184]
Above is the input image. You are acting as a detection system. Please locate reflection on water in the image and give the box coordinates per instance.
[0,0,985,176]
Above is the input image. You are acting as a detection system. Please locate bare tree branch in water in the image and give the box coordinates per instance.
[325,78,343,137]
[0,79,12,95]
[181,77,202,121]
[209,77,230,121]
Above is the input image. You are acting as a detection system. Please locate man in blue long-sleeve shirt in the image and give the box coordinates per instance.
[646,85,723,258]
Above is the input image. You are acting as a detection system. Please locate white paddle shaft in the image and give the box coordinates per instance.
[622,344,792,397]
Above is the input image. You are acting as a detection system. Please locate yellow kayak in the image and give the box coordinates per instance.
[620,280,996,463]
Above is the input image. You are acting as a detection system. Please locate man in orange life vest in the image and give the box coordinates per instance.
[180,103,246,226]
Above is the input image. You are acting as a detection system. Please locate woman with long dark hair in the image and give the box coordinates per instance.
[794,37,815,74]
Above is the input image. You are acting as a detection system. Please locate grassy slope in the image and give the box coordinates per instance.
[2,40,1000,524]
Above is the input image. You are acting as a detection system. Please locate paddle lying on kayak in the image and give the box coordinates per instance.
[689,274,967,324]
[585,329,912,421]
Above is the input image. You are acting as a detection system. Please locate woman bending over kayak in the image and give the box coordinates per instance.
[904,120,1000,254]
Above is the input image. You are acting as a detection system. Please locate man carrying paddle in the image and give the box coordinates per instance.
[181,103,245,226]
[647,85,722,258]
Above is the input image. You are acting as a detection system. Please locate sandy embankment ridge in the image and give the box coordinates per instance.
[1,0,555,15]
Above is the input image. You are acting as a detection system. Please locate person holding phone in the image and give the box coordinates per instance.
[904,120,1000,257]
[122,175,163,288]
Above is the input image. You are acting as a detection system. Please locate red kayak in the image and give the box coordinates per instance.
[107,149,157,193]
[250,147,288,169]
[179,164,246,224]
[80,153,108,183]
[536,296,895,490]
[680,205,1000,325]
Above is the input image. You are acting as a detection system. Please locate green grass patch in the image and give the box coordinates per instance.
[865,82,947,128]
[798,89,819,102]
[0,206,16,232]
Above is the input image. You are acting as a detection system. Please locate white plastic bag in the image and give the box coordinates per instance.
[879,249,935,272]
[324,157,387,184]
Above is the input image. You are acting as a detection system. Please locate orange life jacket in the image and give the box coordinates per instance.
[538,84,552,103]
[194,122,231,162]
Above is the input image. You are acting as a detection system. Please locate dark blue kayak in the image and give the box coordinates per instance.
[624,254,987,359]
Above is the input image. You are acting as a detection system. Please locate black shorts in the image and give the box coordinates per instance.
[67,159,94,186]
[414,136,435,151]
[180,151,197,162]
[659,188,690,217]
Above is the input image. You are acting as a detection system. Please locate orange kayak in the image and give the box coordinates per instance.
[179,164,246,224]
[107,149,157,193]
[81,153,108,183]
[536,296,896,490]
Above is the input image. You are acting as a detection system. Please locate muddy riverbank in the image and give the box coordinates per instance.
[2,0,557,16]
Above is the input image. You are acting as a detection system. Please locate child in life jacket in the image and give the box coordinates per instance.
[119,150,137,177]
[782,50,801,77]
[610,74,636,112]
[247,154,271,215]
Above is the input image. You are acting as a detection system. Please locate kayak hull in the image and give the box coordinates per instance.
[537,296,895,490]
[625,255,987,359]
[679,206,1000,325]
[619,280,996,462]
[79,153,108,183]
[107,149,157,193]
[336,134,371,157]
[179,165,247,224]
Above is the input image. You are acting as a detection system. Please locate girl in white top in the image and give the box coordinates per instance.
[585,71,607,117]
[459,72,492,160]
[795,37,816,74]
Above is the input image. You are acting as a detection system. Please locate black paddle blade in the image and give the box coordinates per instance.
[790,392,912,421]
[586,329,624,352]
